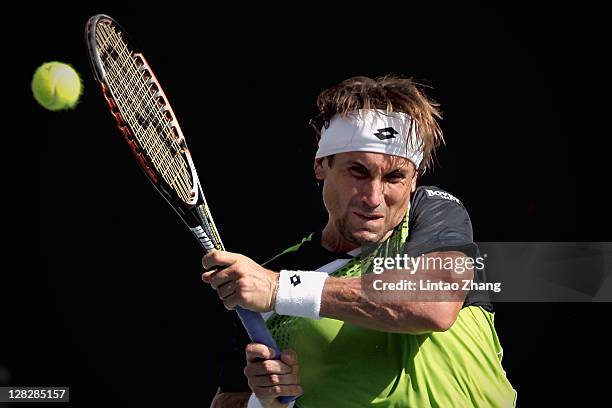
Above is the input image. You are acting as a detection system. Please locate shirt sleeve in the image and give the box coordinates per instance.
[407,186,494,311]
[404,186,478,259]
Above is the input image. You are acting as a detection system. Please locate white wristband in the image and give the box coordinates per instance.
[247,393,295,408]
[275,270,328,319]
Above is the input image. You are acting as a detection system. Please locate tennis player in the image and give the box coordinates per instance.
[203,76,517,407]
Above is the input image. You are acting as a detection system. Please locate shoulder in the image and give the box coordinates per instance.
[262,233,314,269]
[411,186,465,208]
[410,186,470,222]
[263,232,337,271]
[407,185,474,249]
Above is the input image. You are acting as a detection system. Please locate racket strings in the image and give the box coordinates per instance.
[105,35,176,165]
[101,42,192,201]
[95,23,194,203]
[97,25,191,198]
[99,28,183,180]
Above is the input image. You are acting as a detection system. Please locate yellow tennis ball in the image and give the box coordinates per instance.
[31,62,82,111]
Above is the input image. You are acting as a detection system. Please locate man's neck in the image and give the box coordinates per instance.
[320,222,394,253]
[320,223,359,253]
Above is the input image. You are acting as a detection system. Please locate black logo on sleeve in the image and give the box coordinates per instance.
[373,127,398,140]
[290,274,302,286]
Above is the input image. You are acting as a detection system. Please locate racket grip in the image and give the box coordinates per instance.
[235,306,300,404]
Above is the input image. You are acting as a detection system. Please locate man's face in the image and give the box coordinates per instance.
[314,152,417,248]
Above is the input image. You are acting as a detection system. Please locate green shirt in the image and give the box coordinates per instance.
[263,187,516,407]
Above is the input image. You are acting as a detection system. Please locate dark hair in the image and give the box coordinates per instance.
[310,75,444,175]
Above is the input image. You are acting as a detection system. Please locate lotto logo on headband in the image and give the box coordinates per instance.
[315,110,424,168]
[373,127,399,140]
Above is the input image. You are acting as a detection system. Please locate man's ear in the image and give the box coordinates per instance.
[410,164,418,193]
[410,174,418,193]
[314,158,326,181]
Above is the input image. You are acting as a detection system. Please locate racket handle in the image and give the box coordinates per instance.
[235,306,300,404]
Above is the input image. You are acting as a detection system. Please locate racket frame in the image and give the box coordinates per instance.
[85,14,298,404]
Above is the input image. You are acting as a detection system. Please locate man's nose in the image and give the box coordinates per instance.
[361,179,384,208]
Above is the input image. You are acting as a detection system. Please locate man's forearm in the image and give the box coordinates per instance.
[319,251,473,334]
[319,276,449,333]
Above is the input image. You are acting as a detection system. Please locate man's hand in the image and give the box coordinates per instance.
[244,343,302,408]
[202,250,279,312]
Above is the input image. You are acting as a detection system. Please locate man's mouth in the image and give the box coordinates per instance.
[353,211,384,221]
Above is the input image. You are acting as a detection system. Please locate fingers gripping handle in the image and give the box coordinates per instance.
[190,221,299,403]
[236,307,300,404]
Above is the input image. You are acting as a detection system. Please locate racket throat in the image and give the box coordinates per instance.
[192,202,224,252]
[189,224,217,252]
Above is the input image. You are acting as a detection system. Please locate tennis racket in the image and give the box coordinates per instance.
[85,14,297,404]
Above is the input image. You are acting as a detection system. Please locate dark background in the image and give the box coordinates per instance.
[6,2,611,406]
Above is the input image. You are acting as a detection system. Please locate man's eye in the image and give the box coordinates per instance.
[386,173,406,183]
[349,166,368,176]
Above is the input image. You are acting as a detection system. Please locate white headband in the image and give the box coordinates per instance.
[315,109,424,169]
